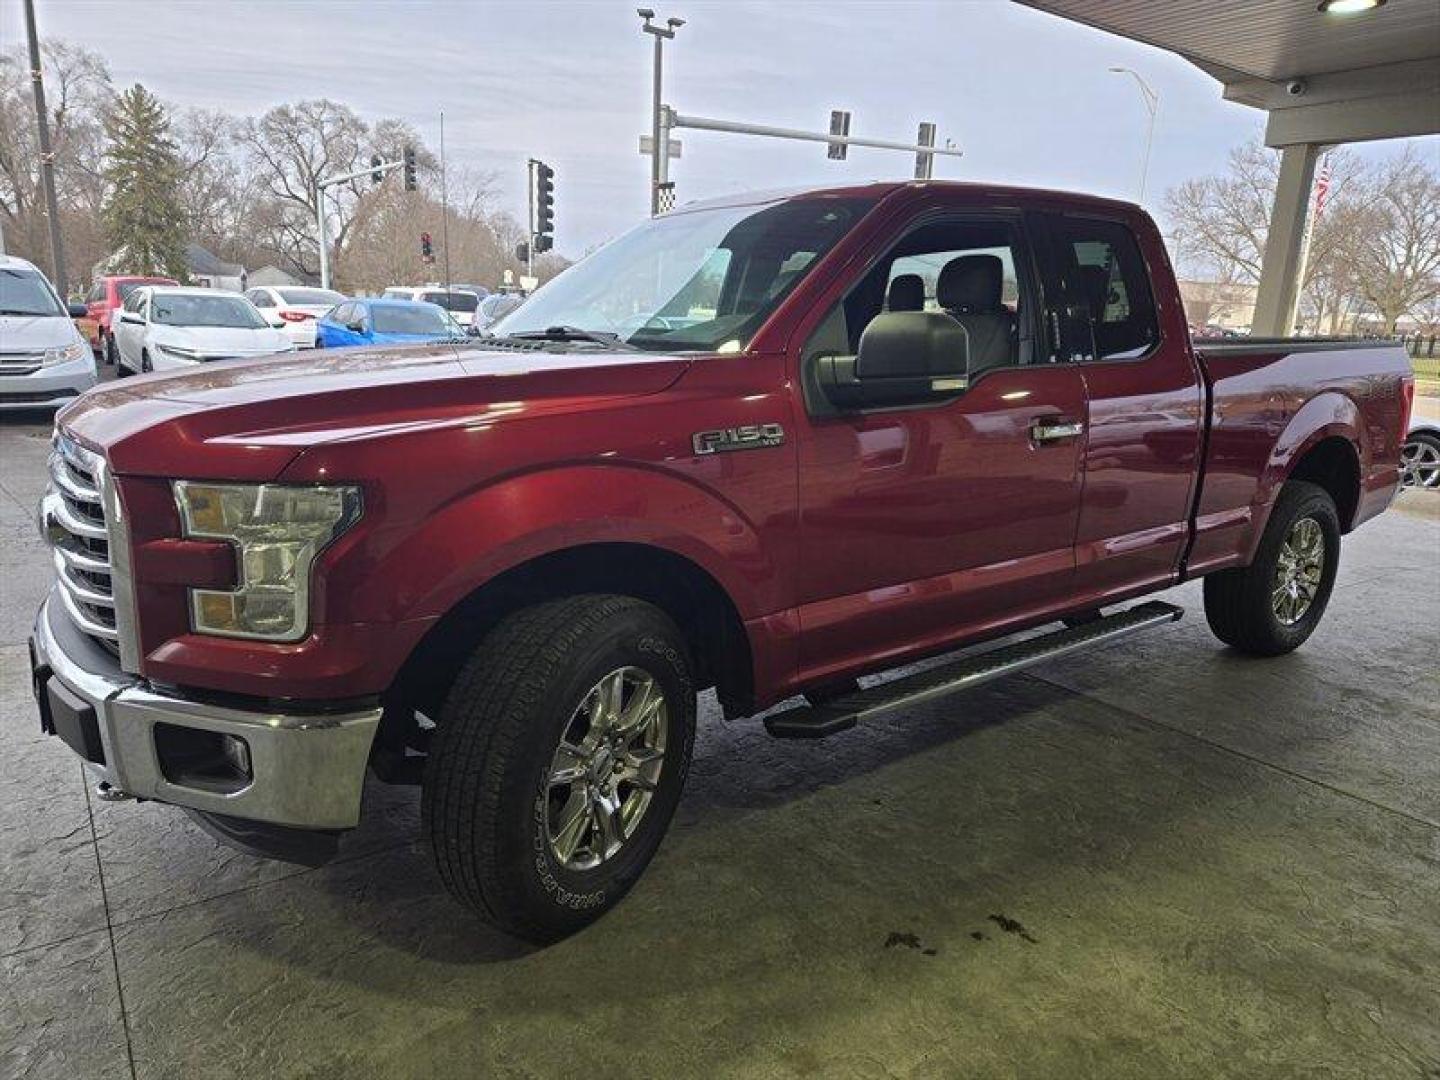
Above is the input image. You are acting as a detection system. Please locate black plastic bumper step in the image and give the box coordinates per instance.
[764,601,1183,739]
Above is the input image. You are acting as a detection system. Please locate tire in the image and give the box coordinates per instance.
[1203,480,1340,656]
[140,349,152,374]
[1401,432,1440,489]
[102,333,117,367]
[422,594,696,943]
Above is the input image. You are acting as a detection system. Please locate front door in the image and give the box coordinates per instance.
[792,211,1087,686]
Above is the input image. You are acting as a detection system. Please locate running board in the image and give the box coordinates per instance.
[764,601,1183,739]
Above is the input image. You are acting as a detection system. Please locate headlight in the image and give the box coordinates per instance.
[42,342,89,367]
[173,482,362,641]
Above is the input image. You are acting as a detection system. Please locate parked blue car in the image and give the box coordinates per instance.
[315,298,465,348]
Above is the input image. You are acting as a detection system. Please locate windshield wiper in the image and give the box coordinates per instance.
[0,309,54,317]
[504,325,638,350]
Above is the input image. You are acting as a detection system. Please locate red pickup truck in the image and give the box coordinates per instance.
[31,182,1413,941]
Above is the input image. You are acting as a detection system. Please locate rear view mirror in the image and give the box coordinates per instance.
[816,311,970,410]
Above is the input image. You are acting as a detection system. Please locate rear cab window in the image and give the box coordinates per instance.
[1046,217,1158,362]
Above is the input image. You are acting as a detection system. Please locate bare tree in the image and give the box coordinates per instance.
[0,40,112,280]
[239,99,370,279]
[1347,146,1440,334]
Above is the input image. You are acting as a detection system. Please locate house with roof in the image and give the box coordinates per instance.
[184,243,246,292]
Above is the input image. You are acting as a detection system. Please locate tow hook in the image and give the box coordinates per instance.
[93,780,133,803]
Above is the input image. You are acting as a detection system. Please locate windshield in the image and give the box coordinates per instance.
[0,267,66,317]
[421,290,479,313]
[278,287,345,306]
[117,279,170,303]
[494,196,875,351]
[372,303,453,335]
[153,294,267,329]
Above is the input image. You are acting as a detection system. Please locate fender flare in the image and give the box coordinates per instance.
[1251,391,1364,545]
[350,462,779,627]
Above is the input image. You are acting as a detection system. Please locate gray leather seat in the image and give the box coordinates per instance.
[936,255,1015,373]
[886,273,925,312]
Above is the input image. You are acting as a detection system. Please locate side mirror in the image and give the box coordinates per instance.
[118,311,143,325]
[816,311,970,410]
[67,302,88,319]
[346,320,367,334]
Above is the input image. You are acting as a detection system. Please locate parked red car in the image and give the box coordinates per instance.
[77,275,179,364]
[33,182,1413,942]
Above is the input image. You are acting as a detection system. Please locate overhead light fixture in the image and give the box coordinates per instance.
[1317,0,1385,14]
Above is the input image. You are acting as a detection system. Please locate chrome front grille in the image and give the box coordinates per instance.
[47,437,119,648]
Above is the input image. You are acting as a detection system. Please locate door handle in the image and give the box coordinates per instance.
[1031,419,1084,443]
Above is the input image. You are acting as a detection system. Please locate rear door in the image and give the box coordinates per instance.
[1038,212,1204,605]
[792,208,1088,684]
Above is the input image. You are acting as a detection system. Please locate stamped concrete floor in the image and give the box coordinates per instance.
[2,411,1438,1080]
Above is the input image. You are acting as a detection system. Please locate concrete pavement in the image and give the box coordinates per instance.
[1,405,1437,1079]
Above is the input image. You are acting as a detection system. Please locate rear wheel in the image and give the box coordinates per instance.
[1203,480,1340,656]
[422,594,695,942]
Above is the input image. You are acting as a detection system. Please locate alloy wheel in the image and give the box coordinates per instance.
[1400,437,1440,489]
[544,666,668,871]
[1272,516,1325,626]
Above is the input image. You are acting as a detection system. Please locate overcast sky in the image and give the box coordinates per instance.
[4,0,1435,255]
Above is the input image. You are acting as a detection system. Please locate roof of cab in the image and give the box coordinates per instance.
[673,179,1144,217]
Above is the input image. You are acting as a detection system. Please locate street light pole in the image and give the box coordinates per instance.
[1109,66,1158,204]
[639,8,684,216]
[23,0,67,296]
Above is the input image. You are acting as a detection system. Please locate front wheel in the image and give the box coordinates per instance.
[422,594,695,943]
[1203,480,1340,656]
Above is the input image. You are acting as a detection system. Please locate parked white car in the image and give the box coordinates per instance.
[380,286,481,328]
[0,254,96,410]
[244,286,346,348]
[113,287,294,375]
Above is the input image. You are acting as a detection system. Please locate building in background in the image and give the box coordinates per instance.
[184,243,246,291]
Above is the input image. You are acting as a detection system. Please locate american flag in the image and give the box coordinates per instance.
[1313,154,1333,220]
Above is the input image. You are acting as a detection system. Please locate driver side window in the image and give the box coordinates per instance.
[805,217,1038,379]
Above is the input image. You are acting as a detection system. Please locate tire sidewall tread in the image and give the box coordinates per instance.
[1203,480,1341,656]
[422,594,695,942]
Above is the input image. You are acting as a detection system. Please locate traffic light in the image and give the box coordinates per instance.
[403,146,417,192]
[514,240,530,264]
[529,159,555,254]
[421,232,433,261]
[370,154,383,185]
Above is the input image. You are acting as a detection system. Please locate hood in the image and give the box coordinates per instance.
[154,324,289,356]
[58,341,693,480]
[0,314,83,352]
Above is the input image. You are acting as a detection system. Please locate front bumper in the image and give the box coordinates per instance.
[29,589,381,830]
[0,357,96,410]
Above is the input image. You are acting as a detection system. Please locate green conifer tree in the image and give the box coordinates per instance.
[101,84,189,280]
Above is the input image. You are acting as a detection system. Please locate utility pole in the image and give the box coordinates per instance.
[639,8,684,216]
[24,0,67,296]
[1109,67,1158,203]
[439,111,452,290]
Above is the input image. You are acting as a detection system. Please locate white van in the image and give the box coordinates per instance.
[0,255,96,410]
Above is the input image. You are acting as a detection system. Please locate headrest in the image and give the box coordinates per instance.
[1078,265,1112,318]
[886,273,925,312]
[937,255,1003,314]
